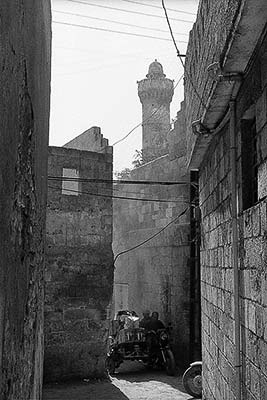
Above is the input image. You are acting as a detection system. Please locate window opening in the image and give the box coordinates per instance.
[62,168,79,195]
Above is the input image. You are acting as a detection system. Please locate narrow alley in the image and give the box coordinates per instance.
[1,1,267,399]
[43,363,192,400]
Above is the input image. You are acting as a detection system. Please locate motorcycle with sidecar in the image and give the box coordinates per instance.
[106,316,175,375]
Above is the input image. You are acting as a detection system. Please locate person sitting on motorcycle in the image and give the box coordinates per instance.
[139,309,151,329]
[149,311,165,331]
[142,312,164,362]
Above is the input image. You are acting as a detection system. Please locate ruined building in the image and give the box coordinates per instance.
[44,127,114,381]
[113,61,196,365]
[0,1,51,399]
[185,0,267,398]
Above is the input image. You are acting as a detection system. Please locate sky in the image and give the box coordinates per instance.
[50,0,199,172]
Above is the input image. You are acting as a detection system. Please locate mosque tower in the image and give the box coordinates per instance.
[137,60,174,162]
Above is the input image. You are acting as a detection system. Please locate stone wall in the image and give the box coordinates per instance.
[199,28,267,400]
[0,2,51,399]
[113,151,191,365]
[64,126,112,154]
[44,145,113,381]
[185,0,242,163]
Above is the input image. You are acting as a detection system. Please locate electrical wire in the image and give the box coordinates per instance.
[52,9,189,36]
[111,73,184,147]
[112,185,184,198]
[65,0,194,23]
[48,184,189,204]
[119,0,196,16]
[53,20,176,42]
[48,176,189,185]
[161,0,207,111]
[114,206,189,263]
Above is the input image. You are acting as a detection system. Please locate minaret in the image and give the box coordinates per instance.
[137,60,174,162]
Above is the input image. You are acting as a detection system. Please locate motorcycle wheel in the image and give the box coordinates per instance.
[182,365,202,398]
[164,349,176,376]
[105,355,116,375]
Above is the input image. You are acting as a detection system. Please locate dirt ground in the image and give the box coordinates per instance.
[43,362,195,400]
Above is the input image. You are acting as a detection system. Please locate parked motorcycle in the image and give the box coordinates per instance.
[106,327,175,375]
[145,328,176,376]
[182,361,202,398]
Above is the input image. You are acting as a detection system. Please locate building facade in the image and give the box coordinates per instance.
[44,129,113,381]
[113,62,194,365]
[0,2,51,399]
[185,0,267,398]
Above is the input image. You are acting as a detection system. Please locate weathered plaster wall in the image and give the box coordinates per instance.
[44,146,113,381]
[0,2,51,399]
[199,30,267,400]
[113,147,191,364]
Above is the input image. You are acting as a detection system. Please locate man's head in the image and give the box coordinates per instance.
[151,311,159,320]
[143,309,150,319]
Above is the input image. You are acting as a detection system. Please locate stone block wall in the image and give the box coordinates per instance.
[0,2,51,399]
[199,30,267,399]
[113,153,191,365]
[185,0,242,162]
[64,126,112,154]
[44,146,113,382]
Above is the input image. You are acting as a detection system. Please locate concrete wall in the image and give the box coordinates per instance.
[44,146,113,381]
[0,2,51,399]
[197,27,267,400]
[113,147,191,365]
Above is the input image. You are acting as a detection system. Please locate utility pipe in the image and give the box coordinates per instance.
[229,99,242,400]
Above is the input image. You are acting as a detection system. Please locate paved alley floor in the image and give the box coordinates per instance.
[43,362,194,400]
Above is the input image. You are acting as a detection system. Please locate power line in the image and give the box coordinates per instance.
[114,206,189,263]
[48,185,189,203]
[65,0,194,23]
[112,185,184,198]
[53,20,176,42]
[53,9,189,37]
[161,0,207,111]
[120,0,196,16]
[111,73,184,147]
[48,176,190,185]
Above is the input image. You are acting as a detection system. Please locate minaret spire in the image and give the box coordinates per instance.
[137,60,174,161]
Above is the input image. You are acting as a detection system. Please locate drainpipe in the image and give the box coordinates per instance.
[229,99,242,400]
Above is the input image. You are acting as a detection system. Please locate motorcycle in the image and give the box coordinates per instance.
[145,328,176,376]
[106,327,176,376]
[182,361,202,398]
[106,327,147,374]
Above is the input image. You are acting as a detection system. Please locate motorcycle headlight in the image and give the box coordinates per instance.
[160,331,168,341]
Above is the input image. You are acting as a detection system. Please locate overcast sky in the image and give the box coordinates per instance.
[50,0,199,172]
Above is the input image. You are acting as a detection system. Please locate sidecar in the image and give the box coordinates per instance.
[106,326,149,374]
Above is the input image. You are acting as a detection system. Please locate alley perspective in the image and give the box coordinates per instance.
[0,0,267,400]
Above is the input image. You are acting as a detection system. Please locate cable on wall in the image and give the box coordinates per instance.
[113,206,189,263]
[48,184,190,204]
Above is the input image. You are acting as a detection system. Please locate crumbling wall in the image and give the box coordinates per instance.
[44,146,113,382]
[0,1,51,399]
